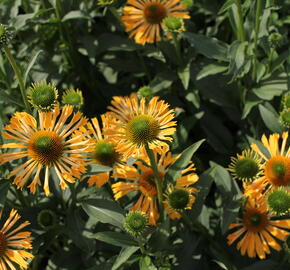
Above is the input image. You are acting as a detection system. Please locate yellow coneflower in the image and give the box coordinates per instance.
[0,209,33,269]
[122,0,189,45]
[78,114,123,187]
[106,94,176,158]
[0,105,89,196]
[112,151,198,224]
[227,194,290,259]
[245,132,290,196]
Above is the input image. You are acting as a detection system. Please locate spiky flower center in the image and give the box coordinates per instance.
[234,158,260,180]
[268,189,290,215]
[126,115,160,145]
[280,110,290,126]
[37,209,56,229]
[124,211,147,235]
[140,170,158,196]
[62,89,83,106]
[0,232,7,256]
[163,16,184,32]
[28,131,64,166]
[93,140,119,167]
[30,83,57,109]
[265,156,290,186]
[144,2,167,24]
[168,189,189,210]
[285,96,290,109]
[243,209,268,232]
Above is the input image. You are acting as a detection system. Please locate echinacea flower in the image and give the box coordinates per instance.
[112,150,198,224]
[78,114,123,187]
[0,105,89,195]
[0,209,33,269]
[61,88,84,108]
[122,0,189,45]
[245,132,290,196]
[28,81,58,111]
[106,94,176,158]
[228,149,263,183]
[163,164,198,220]
[227,194,290,259]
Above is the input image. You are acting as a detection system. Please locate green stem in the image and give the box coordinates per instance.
[145,144,163,213]
[136,236,146,254]
[136,50,151,81]
[235,0,245,42]
[253,0,262,81]
[172,32,182,66]
[3,46,31,113]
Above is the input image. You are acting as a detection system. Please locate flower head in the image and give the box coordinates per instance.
[281,92,290,110]
[122,0,189,45]
[245,132,290,196]
[227,194,290,259]
[62,88,84,108]
[267,188,290,216]
[280,109,290,128]
[28,81,58,111]
[37,209,57,230]
[163,16,185,32]
[124,211,148,236]
[0,24,13,48]
[106,94,176,158]
[77,114,123,187]
[137,86,154,100]
[0,105,89,196]
[0,209,33,269]
[228,149,263,183]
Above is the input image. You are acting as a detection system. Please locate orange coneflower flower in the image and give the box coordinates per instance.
[78,114,123,187]
[112,150,198,224]
[245,132,290,196]
[163,164,198,220]
[0,209,33,269]
[227,194,290,259]
[0,105,89,196]
[106,94,176,158]
[122,0,189,45]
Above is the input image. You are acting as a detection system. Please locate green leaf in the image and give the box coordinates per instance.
[165,139,205,184]
[67,209,95,253]
[189,167,215,219]
[242,93,262,119]
[0,90,24,107]
[253,72,288,100]
[178,63,191,90]
[82,199,125,229]
[209,162,241,233]
[258,104,284,133]
[85,164,112,176]
[90,232,138,247]
[184,33,229,61]
[24,50,43,84]
[196,64,228,80]
[62,11,90,21]
[218,0,235,14]
[139,256,157,270]
[112,247,140,270]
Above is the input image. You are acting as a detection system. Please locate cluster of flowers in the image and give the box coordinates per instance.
[228,130,290,259]
[0,81,200,268]
[98,0,192,45]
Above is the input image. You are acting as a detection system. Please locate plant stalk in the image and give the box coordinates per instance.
[253,0,263,81]
[235,0,245,42]
[172,32,182,66]
[145,144,163,213]
[3,46,31,113]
